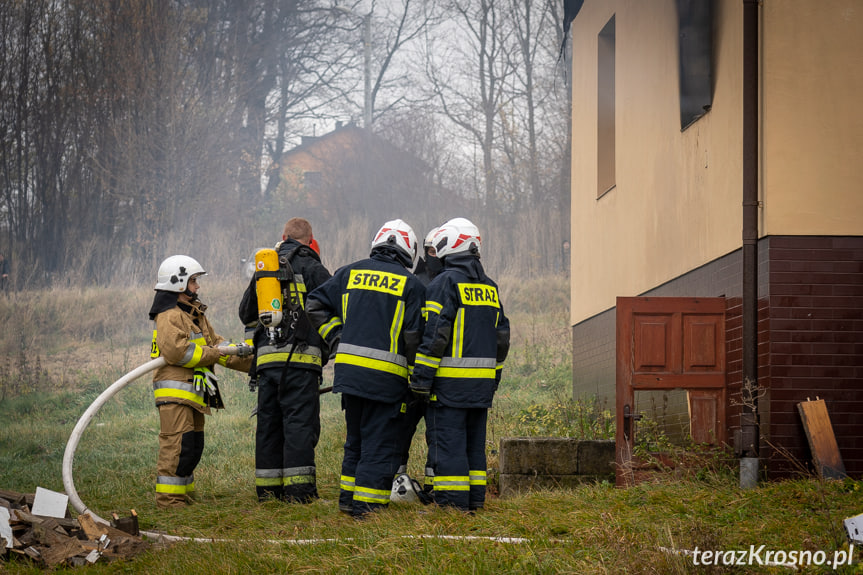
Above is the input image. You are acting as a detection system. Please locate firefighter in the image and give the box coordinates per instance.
[409,218,510,512]
[395,227,441,496]
[306,219,425,517]
[149,255,253,509]
[238,218,332,503]
[412,227,442,287]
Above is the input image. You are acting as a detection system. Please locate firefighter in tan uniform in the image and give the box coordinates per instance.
[148,255,253,508]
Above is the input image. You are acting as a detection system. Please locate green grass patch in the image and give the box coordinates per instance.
[1,276,860,573]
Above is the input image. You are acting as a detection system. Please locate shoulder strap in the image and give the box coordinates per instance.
[252,245,301,284]
[282,245,302,264]
[280,245,314,345]
[279,246,301,308]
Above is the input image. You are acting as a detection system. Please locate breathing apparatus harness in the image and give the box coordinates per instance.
[249,244,313,392]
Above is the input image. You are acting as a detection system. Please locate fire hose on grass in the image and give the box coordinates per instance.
[61,343,334,534]
[62,344,255,530]
[60,349,554,548]
[62,356,167,527]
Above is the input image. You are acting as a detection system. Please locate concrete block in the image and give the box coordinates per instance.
[577,440,616,477]
[499,437,580,475]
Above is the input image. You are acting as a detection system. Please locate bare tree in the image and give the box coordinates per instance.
[546,0,573,244]
[369,0,435,123]
[260,2,361,197]
[323,0,436,129]
[0,0,575,284]
[426,0,515,211]
[0,0,364,282]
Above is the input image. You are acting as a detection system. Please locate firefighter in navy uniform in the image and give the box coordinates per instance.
[238,218,332,503]
[395,227,441,497]
[149,255,253,509]
[409,218,510,512]
[306,219,425,517]
[411,227,442,287]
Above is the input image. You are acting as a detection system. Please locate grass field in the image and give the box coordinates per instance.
[0,275,860,574]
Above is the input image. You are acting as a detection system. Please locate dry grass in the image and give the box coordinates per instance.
[1,276,861,573]
[0,271,570,388]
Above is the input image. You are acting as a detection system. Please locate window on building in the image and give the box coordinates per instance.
[598,15,616,197]
[677,0,713,130]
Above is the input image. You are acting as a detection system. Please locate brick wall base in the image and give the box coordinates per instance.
[571,235,863,478]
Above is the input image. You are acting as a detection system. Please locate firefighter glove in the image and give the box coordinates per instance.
[409,382,431,403]
[193,368,218,395]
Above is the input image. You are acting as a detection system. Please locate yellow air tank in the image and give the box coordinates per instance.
[255,248,283,328]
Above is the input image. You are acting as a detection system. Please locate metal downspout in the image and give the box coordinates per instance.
[740,0,760,489]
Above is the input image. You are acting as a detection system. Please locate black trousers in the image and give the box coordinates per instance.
[426,403,489,511]
[339,393,404,516]
[255,365,321,502]
[398,400,434,490]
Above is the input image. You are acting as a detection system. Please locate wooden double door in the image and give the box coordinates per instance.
[615,297,726,486]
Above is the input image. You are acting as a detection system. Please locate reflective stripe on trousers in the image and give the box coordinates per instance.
[156,403,204,508]
[255,466,316,487]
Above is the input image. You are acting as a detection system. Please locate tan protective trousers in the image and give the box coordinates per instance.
[156,403,205,508]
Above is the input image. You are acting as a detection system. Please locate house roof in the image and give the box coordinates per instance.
[281,123,429,177]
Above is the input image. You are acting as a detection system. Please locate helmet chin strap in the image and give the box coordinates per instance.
[182,273,202,301]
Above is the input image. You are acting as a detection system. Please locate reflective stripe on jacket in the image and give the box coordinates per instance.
[255,342,324,370]
[412,255,510,408]
[306,252,425,403]
[151,300,250,414]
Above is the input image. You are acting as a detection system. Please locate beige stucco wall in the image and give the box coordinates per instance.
[570,0,743,324]
[570,0,863,325]
[761,0,863,236]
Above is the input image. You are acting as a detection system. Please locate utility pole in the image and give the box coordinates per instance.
[336,6,373,129]
[362,12,372,129]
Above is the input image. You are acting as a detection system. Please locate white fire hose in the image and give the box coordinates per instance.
[61,347,555,547]
[62,345,246,529]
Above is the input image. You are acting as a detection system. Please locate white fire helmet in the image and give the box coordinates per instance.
[154,255,206,292]
[432,217,481,259]
[424,227,439,250]
[390,473,423,504]
[371,219,419,270]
